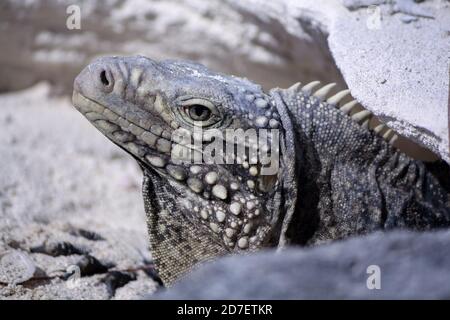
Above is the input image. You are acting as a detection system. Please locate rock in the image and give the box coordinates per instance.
[0,0,297,93]
[68,228,105,241]
[30,241,88,257]
[228,0,450,162]
[75,255,111,277]
[0,250,36,285]
[156,229,450,299]
[113,271,159,300]
[101,271,137,297]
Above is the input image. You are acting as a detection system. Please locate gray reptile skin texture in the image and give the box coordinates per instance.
[72,56,450,285]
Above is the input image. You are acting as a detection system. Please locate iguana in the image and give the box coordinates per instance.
[72,55,450,285]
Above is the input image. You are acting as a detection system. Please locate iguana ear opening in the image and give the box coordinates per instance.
[269,89,299,248]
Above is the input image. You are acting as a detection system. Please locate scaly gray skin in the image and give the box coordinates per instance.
[72,56,450,285]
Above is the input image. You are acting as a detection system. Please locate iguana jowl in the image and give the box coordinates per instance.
[72,56,450,285]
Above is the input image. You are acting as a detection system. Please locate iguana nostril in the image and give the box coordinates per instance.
[100,70,110,86]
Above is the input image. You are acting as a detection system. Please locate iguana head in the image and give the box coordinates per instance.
[73,56,295,258]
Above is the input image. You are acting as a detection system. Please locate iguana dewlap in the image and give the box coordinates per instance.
[72,56,450,285]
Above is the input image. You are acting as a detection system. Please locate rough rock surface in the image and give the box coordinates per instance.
[156,229,450,299]
[1,0,448,161]
[0,84,160,299]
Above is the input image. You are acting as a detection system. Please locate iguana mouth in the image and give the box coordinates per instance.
[72,90,176,173]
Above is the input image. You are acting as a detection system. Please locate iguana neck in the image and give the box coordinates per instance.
[276,88,391,167]
[273,88,450,245]
[275,86,394,245]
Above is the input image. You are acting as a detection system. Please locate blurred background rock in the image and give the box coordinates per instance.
[0,0,344,94]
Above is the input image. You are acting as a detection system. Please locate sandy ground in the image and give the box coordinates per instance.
[0,83,160,299]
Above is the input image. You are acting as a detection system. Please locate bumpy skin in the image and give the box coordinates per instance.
[72,56,450,285]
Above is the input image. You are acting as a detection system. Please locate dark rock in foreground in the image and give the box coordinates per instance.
[156,229,450,299]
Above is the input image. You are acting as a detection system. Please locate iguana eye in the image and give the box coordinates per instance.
[177,98,221,127]
[188,105,211,121]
